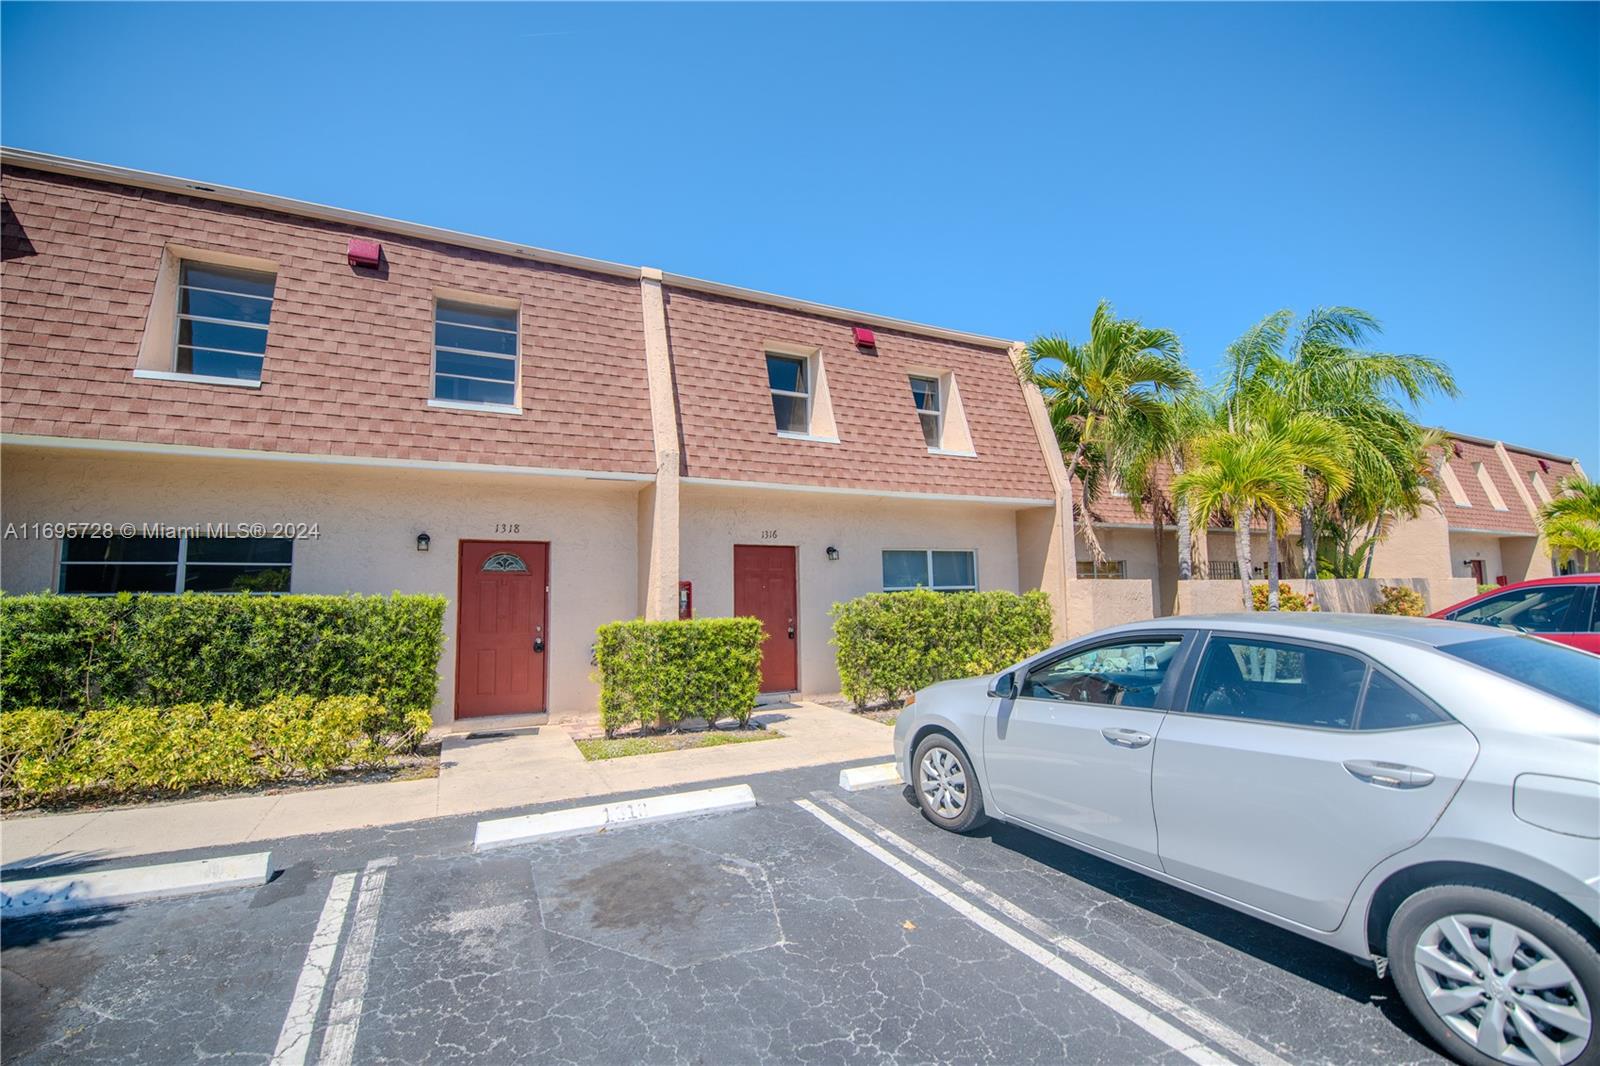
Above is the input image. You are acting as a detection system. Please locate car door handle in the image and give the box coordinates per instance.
[1343,759,1435,789]
[1101,727,1153,749]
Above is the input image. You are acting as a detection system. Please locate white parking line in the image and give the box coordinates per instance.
[317,856,396,1066]
[795,799,1237,1066]
[811,792,1292,1066]
[270,872,357,1066]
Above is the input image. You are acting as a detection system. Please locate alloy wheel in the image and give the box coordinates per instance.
[918,747,967,819]
[1412,912,1592,1066]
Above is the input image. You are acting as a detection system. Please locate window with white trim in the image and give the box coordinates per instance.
[434,299,519,407]
[1077,560,1127,579]
[882,549,977,592]
[909,375,942,448]
[1438,461,1472,507]
[58,535,293,595]
[767,353,810,434]
[175,262,275,382]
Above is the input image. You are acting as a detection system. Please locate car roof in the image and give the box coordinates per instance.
[1106,611,1495,651]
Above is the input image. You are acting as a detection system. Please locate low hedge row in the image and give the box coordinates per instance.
[0,593,446,714]
[831,589,1054,708]
[594,617,765,737]
[0,696,432,808]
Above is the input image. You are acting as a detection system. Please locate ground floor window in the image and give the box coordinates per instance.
[58,535,293,595]
[1076,560,1127,579]
[882,549,977,592]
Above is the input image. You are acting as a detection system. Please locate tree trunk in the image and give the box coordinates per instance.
[1064,444,1109,567]
[1175,458,1193,581]
[1266,512,1280,610]
[1301,500,1317,578]
[1362,516,1383,578]
[1236,509,1254,611]
[1151,494,1166,615]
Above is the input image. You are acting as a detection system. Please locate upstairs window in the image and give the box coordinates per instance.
[883,549,977,592]
[766,353,810,435]
[59,535,292,595]
[434,299,519,408]
[176,262,275,382]
[909,375,942,448]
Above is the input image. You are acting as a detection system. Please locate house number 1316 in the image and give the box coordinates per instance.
[760,529,779,539]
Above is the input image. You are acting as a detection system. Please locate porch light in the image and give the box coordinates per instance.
[826,546,840,561]
[416,532,431,552]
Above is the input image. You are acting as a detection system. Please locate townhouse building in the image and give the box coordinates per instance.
[0,149,1076,725]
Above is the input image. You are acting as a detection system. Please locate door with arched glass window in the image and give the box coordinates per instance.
[456,540,548,717]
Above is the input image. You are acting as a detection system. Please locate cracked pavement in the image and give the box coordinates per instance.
[1,761,1448,1065]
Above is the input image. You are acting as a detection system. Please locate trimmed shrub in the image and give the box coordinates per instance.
[1371,585,1426,616]
[830,589,1054,709]
[0,696,432,808]
[0,593,446,714]
[1478,583,1498,596]
[593,617,765,737]
[1250,583,1317,612]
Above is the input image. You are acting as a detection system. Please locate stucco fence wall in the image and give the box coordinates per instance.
[0,445,643,726]
[1065,579,1156,638]
[1173,577,1480,616]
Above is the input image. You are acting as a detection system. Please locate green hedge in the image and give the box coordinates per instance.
[0,696,432,808]
[831,589,1055,708]
[594,617,765,737]
[0,593,446,714]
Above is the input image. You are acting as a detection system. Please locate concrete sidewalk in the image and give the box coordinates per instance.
[0,700,893,869]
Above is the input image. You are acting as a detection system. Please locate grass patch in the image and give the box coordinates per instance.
[574,729,782,762]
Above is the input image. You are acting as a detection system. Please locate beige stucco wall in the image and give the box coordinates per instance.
[1368,498,1454,582]
[1448,532,1504,583]
[678,482,1025,695]
[1065,578,1155,638]
[0,446,642,725]
[1174,577,1478,616]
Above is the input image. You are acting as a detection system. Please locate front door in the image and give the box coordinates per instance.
[733,544,798,693]
[456,540,548,718]
[982,634,1190,870]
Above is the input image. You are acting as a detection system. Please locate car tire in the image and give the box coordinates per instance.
[911,733,988,833]
[1387,883,1599,1066]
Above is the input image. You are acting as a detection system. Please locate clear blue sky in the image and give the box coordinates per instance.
[5,3,1596,469]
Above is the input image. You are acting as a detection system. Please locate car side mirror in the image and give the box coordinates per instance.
[988,671,1017,699]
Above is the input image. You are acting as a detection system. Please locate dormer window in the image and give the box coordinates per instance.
[909,375,941,448]
[175,262,275,382]
[767,353,810,434]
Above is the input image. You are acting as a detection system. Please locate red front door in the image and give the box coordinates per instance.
[456,540,548,718]
[733,544,798,693]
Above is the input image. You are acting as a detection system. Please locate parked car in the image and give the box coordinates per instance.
[895,614,1600,1066]
[1431,574,1600,654]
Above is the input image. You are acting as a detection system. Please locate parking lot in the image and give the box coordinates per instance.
[2,761,1447,1065]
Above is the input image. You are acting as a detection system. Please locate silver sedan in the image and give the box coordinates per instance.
[894,613,1600,1066]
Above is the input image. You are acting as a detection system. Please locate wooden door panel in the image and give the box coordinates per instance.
[456,541,548,718]
[733,545,798,693]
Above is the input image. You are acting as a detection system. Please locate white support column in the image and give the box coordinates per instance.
[638,268,682,621]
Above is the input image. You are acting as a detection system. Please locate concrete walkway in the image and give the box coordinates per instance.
[0,700,893,869]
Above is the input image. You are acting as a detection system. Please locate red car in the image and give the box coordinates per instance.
[1430,573,1600,653]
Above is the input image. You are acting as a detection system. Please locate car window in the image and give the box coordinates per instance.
[1440,635,1600,715]
[1450,585,1587,633]
[1356,671,1447,730]
[1020,638,1182,708]
[1187,637,1365,729]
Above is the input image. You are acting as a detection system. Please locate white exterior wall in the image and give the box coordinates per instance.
[678,483,1025,696]
[0,446,642,725]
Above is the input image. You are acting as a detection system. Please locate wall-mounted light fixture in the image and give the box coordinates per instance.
[826,545,840,561]
[416,532,431,552]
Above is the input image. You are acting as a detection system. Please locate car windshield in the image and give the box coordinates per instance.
[1440,635,1600,714]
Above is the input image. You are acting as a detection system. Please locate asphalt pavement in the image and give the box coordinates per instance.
[1,760,1448,1065]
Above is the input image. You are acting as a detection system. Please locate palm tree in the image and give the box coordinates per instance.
[1111,389,1213,606]
[1540,478,1600,571]
[1174,411,1351,610]
[1220,308,1457,578]
[1023,301,1194,566]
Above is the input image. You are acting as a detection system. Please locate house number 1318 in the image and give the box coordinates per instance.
[495,523,521,534]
